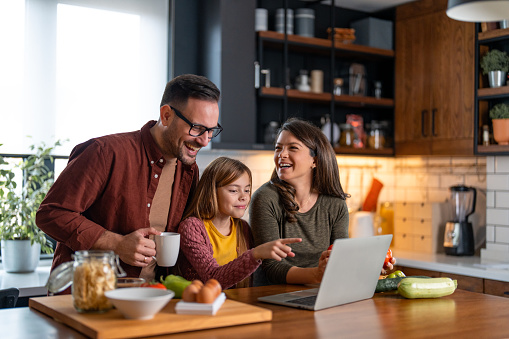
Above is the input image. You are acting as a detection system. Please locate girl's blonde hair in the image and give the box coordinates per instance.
[183,156,252,287]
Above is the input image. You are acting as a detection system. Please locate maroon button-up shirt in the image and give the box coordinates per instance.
[36,121,199,279]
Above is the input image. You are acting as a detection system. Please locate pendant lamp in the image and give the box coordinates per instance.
[446,0,509,22]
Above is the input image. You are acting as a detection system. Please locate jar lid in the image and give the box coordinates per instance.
[45,261,74,294]
[339,123,353,130]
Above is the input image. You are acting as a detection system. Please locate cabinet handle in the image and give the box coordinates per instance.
[432,108,438,136]
[421,110,428,137]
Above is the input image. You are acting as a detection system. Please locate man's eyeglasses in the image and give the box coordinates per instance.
[170,106,223,139]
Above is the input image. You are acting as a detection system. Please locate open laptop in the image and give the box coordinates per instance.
[258,234,392,311]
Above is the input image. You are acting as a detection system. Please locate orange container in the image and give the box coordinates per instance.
[362,178,384,212]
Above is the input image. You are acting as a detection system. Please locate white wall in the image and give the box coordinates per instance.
[483,156,509,262]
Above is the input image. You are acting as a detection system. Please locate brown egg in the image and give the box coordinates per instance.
[192,280,204,288]
[197,285,216,304]
[182,283,201,302]
[205,279,222,296]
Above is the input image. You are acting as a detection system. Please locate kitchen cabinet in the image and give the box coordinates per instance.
[394,0,475,156]
[254,1,395,155]
[174,0,258,149]
[475,28,509,155]
[484,278,509,298]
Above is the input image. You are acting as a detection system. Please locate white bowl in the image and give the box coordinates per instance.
[105,287,174,320]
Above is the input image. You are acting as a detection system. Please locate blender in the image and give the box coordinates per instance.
[443,185,476,256]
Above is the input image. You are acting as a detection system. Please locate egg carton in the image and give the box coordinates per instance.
[175,293,226,315]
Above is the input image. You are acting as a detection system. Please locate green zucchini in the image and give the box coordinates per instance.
[397,277,457,299]
[375,276,431,293]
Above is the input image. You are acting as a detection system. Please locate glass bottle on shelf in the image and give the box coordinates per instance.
[334,78,344,96]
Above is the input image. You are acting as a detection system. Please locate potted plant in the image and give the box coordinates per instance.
[489,103,509,145]
[0,141,61,272]
[480,49,509,88]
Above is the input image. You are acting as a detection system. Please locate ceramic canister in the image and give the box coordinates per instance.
[311,70,323,93]
[255,8,268,32]
[276,8,293,34]
[295,8,315,37]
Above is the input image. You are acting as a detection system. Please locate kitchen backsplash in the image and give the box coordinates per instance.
[483,156,509,262]
[197,150,509,262]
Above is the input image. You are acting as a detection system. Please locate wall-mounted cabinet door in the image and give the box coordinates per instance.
[395,0,475,156]
[430,10,475,155]
[395,13,434,155]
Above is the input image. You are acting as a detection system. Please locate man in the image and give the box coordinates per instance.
[36,74,221,287]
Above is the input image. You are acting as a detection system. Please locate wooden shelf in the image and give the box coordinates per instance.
[478,28,509,42]
[478,85,509,99]
[334,146,394,156]
[477,144,509,154]
[258,31,394,58]
[260,87,394,107]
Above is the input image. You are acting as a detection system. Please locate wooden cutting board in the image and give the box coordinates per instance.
[29,295,272,339]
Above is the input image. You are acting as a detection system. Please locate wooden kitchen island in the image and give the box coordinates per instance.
[3,284,509,338]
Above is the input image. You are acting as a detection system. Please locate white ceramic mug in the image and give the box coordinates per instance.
[154,232,180,267]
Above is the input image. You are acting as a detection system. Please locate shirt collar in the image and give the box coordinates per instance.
[141,120,165,167]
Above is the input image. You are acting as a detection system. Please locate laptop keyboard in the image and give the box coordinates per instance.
[287,295,317,306]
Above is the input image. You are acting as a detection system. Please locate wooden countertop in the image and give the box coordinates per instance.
[4,284,509,338]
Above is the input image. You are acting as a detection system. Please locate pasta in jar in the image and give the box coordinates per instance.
[72,251,118,313]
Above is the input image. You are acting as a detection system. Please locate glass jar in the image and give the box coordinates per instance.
[47,250,126,313]
[368,120,385,149]
[339,123,354,147]
[72,251,122,313]
[378,202,394,236]
[333,78,344,96]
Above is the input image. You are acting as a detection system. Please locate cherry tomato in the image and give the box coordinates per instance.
[141,282,167,290]
[328,244,334,251]
[383,249,393,269]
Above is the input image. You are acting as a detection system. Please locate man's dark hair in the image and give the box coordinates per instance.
[160,74,220,108]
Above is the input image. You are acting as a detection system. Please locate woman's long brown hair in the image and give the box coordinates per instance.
[183,156,252,288]
[270,118,349,223]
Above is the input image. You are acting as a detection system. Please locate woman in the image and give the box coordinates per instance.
[176,156,300,289]
[250,118,350,285]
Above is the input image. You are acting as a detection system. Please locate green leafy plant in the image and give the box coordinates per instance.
[489,103,509,119]
[480,49,509,75]
[0,141,62,254]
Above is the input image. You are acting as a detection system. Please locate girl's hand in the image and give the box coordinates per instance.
[252,238,302,261]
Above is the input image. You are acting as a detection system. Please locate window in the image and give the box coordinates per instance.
[0,0,169,157]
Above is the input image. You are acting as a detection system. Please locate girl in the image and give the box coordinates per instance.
[176,156,301,289]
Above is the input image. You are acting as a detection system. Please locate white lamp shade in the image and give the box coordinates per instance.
[447,0,509,22]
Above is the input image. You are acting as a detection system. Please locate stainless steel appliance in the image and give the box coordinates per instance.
[443,185,476,256]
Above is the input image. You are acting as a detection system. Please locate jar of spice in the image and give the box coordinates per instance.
[339,123,354,147]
